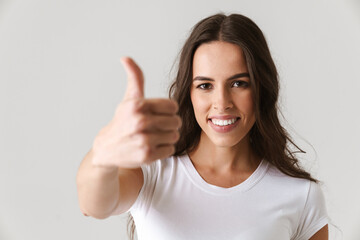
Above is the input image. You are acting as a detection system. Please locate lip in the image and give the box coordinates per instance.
[208,115,240,133]
[208,115,239,120]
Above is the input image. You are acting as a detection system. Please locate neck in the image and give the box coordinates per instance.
[188,132,260,174]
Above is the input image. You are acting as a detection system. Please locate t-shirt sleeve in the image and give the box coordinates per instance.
[126,161,158,214]
[292,181,329,240]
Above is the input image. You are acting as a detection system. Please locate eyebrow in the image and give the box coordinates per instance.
[193,73,250,81]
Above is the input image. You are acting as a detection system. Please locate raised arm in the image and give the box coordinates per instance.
[76,57,181,218]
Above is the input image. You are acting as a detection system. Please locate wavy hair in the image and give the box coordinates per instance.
[128,13,317,239]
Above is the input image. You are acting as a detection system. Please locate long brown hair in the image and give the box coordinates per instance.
[128,12,317,239]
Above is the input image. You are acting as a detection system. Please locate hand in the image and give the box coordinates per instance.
[92,57,181,169]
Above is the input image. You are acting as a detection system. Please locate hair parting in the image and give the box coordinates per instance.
[127,13,317,239]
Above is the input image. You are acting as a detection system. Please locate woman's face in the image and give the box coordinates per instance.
[190,41,255,148]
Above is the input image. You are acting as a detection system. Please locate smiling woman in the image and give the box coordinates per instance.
[191,41,256,150]
[76,13,329,240]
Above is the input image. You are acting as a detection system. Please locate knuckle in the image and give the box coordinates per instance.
[166,145,176,157]
[170,145,176,154]
[133,134,152,163]
[134,114,148,131]
[170,100,179,110]
[175,116,182,128]
[137,133,150,146]
[132,99,146,113]
[174,131,180,141]
[170,131,179,143]
[140,145,152,162]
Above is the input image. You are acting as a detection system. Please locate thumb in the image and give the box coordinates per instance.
[120,57,144,100]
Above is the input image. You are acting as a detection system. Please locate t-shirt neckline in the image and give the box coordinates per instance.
[178,153,269,195]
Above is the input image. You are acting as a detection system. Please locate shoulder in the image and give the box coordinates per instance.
[139,155,183,184]
[128,155,177,213]
[293,180,328,239]
[263,162,328,239]
[141,155,178,174]
[262,161,327,215]
[265,162,325,197]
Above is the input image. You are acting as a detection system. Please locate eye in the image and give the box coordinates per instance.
[196,83,213,90]
[232,80,249,88]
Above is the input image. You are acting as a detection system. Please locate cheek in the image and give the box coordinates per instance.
[236,92,255,115]
[190,93,209,119]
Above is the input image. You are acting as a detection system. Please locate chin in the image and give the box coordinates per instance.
[209,137,243,148]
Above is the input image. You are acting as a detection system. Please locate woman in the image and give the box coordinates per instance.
[76,13,329,240]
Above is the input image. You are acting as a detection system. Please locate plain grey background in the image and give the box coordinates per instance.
[1,0,359,239]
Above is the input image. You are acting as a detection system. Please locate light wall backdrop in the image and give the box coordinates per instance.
[1,0,359,239]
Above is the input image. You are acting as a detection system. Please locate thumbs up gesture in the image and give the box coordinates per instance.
[92,57,182,169]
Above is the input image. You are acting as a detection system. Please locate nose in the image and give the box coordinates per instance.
[213,87,233,111]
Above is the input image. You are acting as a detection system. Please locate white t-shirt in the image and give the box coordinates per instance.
[128,154,328,240]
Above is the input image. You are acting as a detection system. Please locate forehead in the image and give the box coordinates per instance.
[192,41,248,77]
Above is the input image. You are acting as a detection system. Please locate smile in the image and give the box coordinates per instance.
[210,118,239,126]
[208,117,240,133]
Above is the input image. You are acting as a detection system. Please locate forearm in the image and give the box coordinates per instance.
[76,149,120,219]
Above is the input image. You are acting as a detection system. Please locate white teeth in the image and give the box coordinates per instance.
[211,118,237,126]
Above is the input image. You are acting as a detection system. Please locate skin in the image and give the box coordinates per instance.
[77,43,327,239]
[76,57,181,217]
[310,224,329,240]
[188,41,328,238]
[189,41,261,187]
[92,57,181,169]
